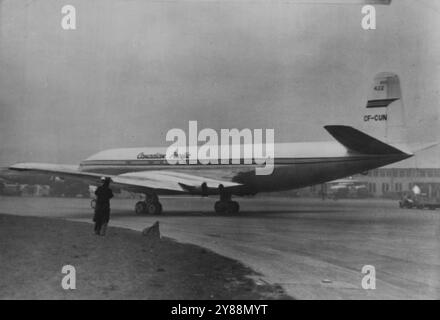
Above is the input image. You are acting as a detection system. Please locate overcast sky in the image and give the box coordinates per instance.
[0,0,439,167]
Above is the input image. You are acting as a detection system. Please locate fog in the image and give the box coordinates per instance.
[0,0,439,167]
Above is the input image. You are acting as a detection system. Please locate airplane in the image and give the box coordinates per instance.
[9,72,437,214]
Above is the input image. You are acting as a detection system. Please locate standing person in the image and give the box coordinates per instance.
[93,177,113,236]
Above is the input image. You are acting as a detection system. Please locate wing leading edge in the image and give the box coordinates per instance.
[9,163,241,195]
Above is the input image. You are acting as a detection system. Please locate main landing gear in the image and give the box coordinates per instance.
[214,185,240,214]
[133,185,240,215]
[135,193,163,215]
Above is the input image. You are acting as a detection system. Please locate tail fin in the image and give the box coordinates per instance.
[326,72,438,156]
[362,72,407,144]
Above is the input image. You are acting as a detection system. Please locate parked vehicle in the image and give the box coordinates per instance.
[399,193,440,210]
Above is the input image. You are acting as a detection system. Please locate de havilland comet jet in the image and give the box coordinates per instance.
[9,73,437,214]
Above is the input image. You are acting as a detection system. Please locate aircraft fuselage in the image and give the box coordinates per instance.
[79,141,411,195]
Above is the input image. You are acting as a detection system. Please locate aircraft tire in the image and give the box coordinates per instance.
[135,201,147,215]
[214,201,226,213]
[147,201,162,215]
[229,201,240,214]
[215,201,239,214]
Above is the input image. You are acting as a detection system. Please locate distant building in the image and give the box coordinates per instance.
[0,182,21,196]
[295,168,440,199]
[354,168,440,198]
[20,184,50,197]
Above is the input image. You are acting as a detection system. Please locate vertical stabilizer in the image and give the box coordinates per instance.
[362,72,407,144]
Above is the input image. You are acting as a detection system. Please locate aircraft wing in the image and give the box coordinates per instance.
[9,163,241,194]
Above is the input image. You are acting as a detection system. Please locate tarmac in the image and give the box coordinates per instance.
[0,195,439,299]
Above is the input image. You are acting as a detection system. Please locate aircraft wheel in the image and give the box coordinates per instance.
[214,201,226,213]
[147,201,162,215]
[229,201,240,213]
[215,201,239,214]
[135,201,147,215]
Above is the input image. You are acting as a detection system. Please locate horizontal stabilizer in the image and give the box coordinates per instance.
[324,125,408,155]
